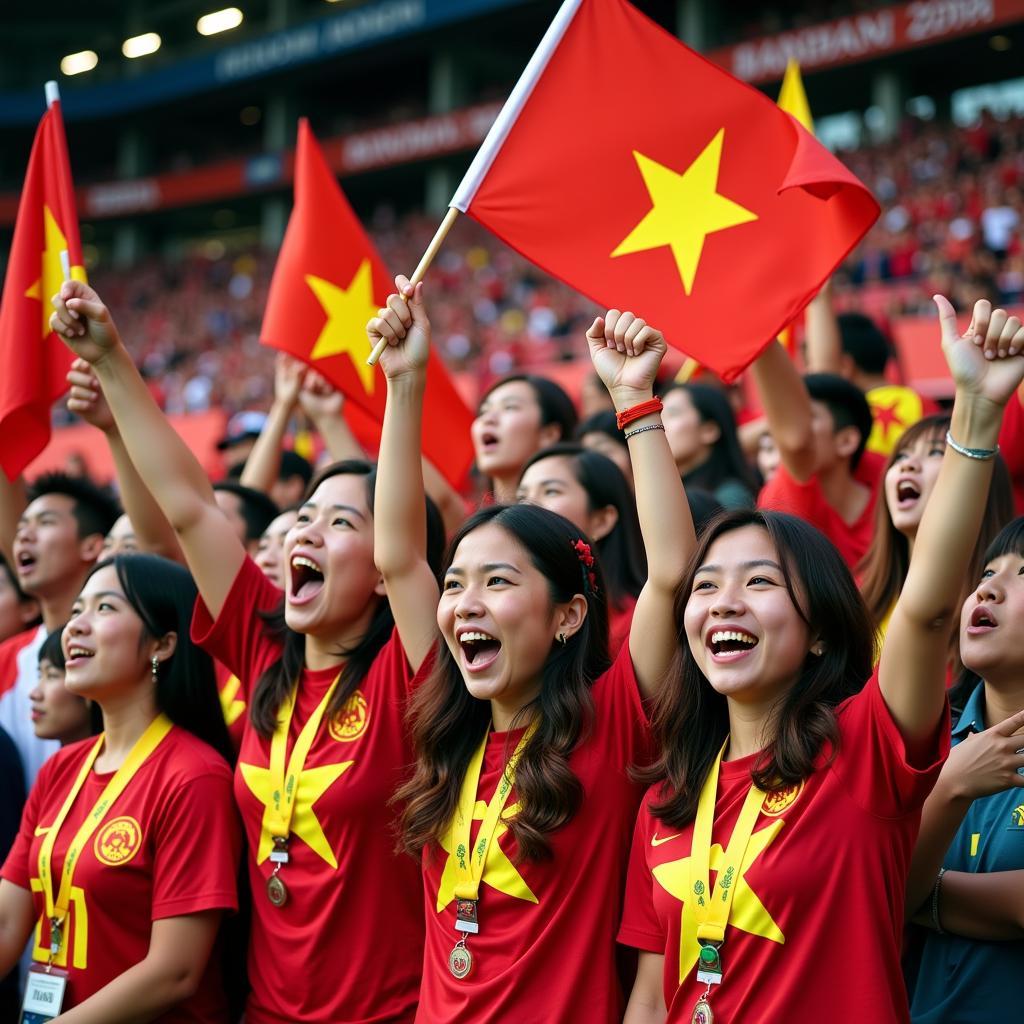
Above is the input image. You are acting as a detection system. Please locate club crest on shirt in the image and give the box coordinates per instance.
[328,689,370,743]
[94,816,143,867]
[1012,805,1024,828]
[761,781,804,817]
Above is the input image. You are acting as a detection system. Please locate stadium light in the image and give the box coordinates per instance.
[122,33,162,58]
[197,7,244,35]
[60,50,98,76]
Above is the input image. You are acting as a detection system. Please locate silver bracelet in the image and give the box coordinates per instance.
[930,867,947,934]
[946,430,999,461]
[623,423,666,441]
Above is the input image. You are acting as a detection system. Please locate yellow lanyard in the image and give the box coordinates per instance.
[450,720,537,902]
[37,713,172,961]
[264,676,340,842]
[687,740,766,946]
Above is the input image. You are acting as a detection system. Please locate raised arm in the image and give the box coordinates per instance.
[750,340,817,481]
[238,353,304,495]
[802,279,843,375]
[0,473,27,565]
[367,277,441,672]
[65,359,182,562]
[50,281,245,619]
[298,370,366,463]
[587,311,692,699]
[880,297,1024,741]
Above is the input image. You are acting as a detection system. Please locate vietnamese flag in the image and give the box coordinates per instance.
[261,120,474,486]
[0,92,86,480]
[451,0,879,381]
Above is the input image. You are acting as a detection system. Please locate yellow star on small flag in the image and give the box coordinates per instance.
[25,205,86,336]
[612,130,758,295]
[653,820,785,983]
[305,259,380,394]
[240,757,354,869]
[436,800,538,912]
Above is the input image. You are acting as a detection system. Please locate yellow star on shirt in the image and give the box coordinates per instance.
[436,800,538,913]
[219,674,246,728]
[25,205,87,336]
[239,757,354,869]
[611,129,758,295]
[305,258,379,394]
[653,820,785,983]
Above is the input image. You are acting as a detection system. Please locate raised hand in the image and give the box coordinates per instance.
[49,280,124,366]
[66,358,115,432]
[298,368,344,422]
[935,295,1024,409]
[585,309,667,407]
[366,276,430,381]
[939,707,1024,800]
[273,353,307,408]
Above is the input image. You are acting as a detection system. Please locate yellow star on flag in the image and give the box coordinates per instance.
[305,258,380,394]
[653,820,786,983]
[239,757,354,869]
[436,800,539,913]
[611,130,758,295]
[24,205,87,336]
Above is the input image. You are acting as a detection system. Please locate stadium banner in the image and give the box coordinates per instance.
[710,0,1024,84]
[0,102,504,227]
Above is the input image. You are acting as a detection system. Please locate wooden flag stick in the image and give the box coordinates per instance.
[675,357,700,383]
[366,206,461,366]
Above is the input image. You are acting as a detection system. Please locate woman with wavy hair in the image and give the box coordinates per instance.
[370,280,692,1022]
[517,442,646,652]
[619,296,1024,1023]
[859,412,1013,648]
[0,554,238,1022]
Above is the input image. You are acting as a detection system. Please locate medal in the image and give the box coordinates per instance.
[690,996,714,1024]
[448,938,473,980]
[266,873,288,907]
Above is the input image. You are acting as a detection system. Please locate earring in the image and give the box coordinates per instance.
[811,644,824,657]
[151,655,160,682]
[557,632,567,645]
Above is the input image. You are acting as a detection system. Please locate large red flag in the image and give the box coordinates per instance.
[452,0,879,381]
[0,96,86,480]
[261,120,475,487]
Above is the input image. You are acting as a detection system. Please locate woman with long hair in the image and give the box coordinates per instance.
[29,626,102,745]
[517,442,646,652]
[472,373,578,503]
[660,382,760,509]
[370,281,692,1022]
[619,296,1024,1023]
[48,279,443,1024]
[859,412,1013,645]
[905,516,1024,1022]
[0,554,239,1022]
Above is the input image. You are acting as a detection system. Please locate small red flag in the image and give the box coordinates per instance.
[261,120,475,487]
[452,0,879,382]
[0,96,86,480]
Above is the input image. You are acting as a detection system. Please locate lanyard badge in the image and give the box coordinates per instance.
[446,721,537,980]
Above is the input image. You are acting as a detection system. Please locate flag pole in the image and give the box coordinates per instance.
[366,206,460,366]
[44,80,73,283]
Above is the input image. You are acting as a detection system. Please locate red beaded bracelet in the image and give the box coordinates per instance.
[616,397,663,430]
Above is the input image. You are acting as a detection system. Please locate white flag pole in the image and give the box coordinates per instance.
[44,80,72,282]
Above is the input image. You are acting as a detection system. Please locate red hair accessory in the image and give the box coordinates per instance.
[572,539,598,595]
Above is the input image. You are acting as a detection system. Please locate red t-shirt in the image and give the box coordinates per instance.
[1,726,240,1021]
[191,557,423,1024]
[417,644,653,1024]
[213,660,245,754]
[998,389,1024,515]
[608,595,637,656]
[619,672,949,1023]
[757,451,884,568]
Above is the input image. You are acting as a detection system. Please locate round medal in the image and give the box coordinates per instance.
[448,942,473,980]
[690,997,714,1024]
[266,874,288,907]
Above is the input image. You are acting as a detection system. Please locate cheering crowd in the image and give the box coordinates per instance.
[0,260,1018,1023]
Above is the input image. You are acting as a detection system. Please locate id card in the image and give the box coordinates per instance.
[19,964,67,1023]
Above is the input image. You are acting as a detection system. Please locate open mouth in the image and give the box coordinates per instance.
[65,646,95,668]
[967,605,998,633]
[896,479,921,506]
[15,551,37,576]
[708,629,759,660]
[289,555,325,604]
[458,630,502,672]
[480,432,499,450]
